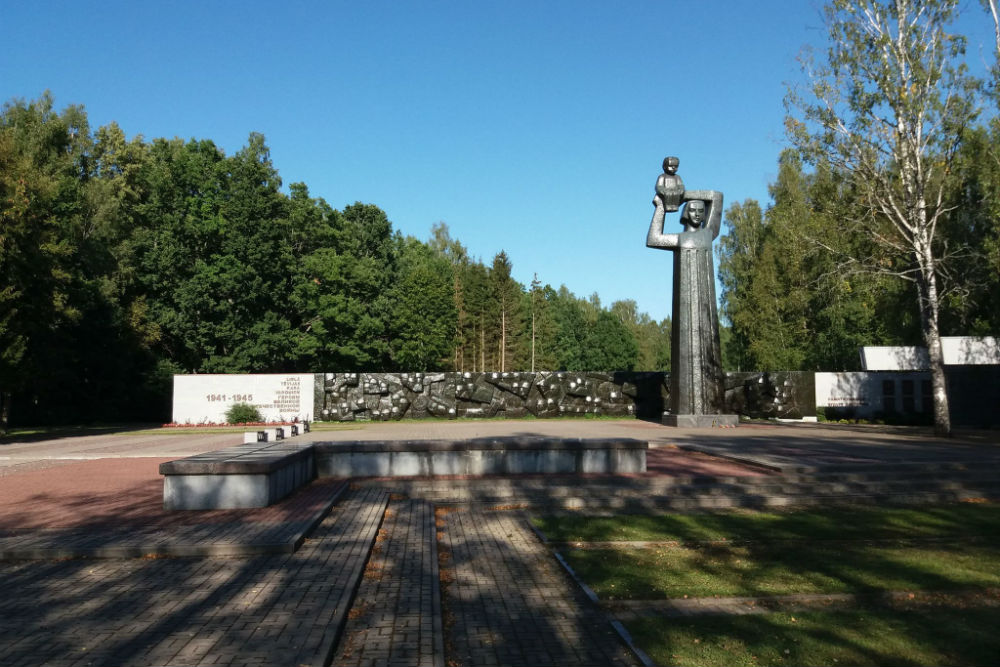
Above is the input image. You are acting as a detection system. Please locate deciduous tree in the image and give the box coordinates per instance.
[786,0,980,434]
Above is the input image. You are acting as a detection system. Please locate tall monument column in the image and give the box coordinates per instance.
[646,157,738,427]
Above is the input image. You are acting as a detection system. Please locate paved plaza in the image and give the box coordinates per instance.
[0,419,998,666]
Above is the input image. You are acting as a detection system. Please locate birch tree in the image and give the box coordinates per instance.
[786,0,980,435]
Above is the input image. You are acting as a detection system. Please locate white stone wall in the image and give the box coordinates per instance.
[172,374,315,424]
[860,336,1000,370]
[815,371,932,418]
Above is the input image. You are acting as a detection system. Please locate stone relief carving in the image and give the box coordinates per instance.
[315,371,815,422]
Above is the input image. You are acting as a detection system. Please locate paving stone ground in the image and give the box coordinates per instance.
[332,499,442,667]
[4,419,996,666]
[0,487,388,667]
[439,508,637,666]
[0,458,348,559]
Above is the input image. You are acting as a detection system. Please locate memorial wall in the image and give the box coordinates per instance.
[172,374,315,424]
[171,371,818,423]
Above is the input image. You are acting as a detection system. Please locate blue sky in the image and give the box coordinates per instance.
[3,1,996,322]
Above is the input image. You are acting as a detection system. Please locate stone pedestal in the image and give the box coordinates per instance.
[662,413,739,428]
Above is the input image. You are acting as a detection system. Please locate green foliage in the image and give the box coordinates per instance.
[940,120,1000,334]
[585,311,639,371]
[133,134,295,373]
[565,542,1000,599]
[224,402,262,424]
[389,238,456,370]
[611,299,669,371]
[13,66,999,429]
[629,608,1000,667]
[785,0,983,434]
[718,151,913,372]
[534,504,1000,543]
[526,274,559,371]
[0,92,671,427]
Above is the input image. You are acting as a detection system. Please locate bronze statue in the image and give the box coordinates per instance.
[653,156,684,212]
[647,158,737,427]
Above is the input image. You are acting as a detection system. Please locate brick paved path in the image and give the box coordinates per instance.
[0,486,637,667]
[0,487,388,667]
[0,459,349,559]
[332,499,443,667]
[439,508,637,666]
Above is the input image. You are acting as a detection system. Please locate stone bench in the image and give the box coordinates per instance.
[241,423,310,444]
[160,441,316,510]
[313,437,647,478]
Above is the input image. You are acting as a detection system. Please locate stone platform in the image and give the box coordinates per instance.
[160,436,648,510]
[160,441,316,510]
[314,437,647,477]
[662,413,739,428]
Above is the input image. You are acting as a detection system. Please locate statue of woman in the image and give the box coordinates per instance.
[647,183,730,424]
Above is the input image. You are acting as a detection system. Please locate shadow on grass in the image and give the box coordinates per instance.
[0,423,161,445]
[627,606,1000,667]
[534,504,1000,543]
[546,503,1000,664]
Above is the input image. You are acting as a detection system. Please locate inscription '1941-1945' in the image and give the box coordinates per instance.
[206,394,254,403]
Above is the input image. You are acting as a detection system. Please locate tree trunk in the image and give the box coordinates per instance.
[500,308,506,372]
[531,310,536,373]
[0,391,11,435]
[915,238,952,436]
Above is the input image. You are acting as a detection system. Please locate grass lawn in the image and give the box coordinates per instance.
[627,607,1000,667]
[543,505,1000,665]
[547,505,1000,598]
[533,504,1000,543]
[563,542,1000,598]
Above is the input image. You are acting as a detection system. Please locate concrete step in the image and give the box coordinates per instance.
[545,490,999,512]
[365,475,1000,503]
[356,476,1000,517]
[356,467,1000,497]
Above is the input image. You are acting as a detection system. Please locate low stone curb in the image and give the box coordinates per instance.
[530,518,656,667]
[549,535,1000,549]
[317,489,391,667]
[605,588,1000,619]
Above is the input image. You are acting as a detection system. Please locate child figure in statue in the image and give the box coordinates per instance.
[653,156,684,212]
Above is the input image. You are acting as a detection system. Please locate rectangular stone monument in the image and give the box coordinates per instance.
[172,373,314,424]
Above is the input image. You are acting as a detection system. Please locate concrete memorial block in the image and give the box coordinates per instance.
[178,371,819,426]
[313,371,651,421]
[172,373,314,424]
[160,441,316,510]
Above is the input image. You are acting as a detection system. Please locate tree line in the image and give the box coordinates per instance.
[5,1,998,435]
[718,0,1000,435]
[719,143,998,371]
[0,93,667,427]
